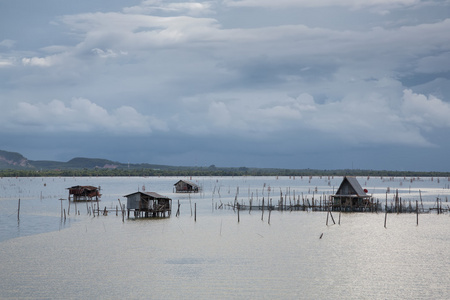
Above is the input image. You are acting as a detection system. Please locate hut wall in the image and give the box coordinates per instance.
[126,193,141,210]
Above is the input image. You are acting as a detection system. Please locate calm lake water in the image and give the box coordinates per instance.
[1,176,449,299]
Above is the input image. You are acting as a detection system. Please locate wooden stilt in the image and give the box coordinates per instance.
[416,200,419,226]
[237,204,240,223]
[261,198,264,221]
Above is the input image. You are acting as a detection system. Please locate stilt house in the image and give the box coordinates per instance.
[174,180,200,193]
[68,185,101,202]
[331,176,372,211]
[124,191,172,218]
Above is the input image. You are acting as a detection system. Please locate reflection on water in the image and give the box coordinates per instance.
[0,176,449,299]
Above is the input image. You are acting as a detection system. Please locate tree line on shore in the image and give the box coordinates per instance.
[0,166,448,178]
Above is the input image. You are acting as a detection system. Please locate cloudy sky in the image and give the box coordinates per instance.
[1,0,450,171]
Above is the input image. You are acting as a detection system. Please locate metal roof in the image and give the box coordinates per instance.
[67,185,99,190]
[174,180,199,187]
[336,176,367,196]
[124,191,171,199]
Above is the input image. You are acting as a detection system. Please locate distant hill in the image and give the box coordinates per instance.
[0,149,186,171]
[0,149,136,170]
[0,149,449,177]
[0,150,33,169]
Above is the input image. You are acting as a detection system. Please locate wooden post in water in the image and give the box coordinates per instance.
[17,198,20,221]
[416,200,419,226]
[419,190,423,211]
[59,198,64,219]
[237,204,240,223]
[268,208,271,225]
[176,200,180,217]
[194,203,196,222]
[384,211,387,228]
[261,198,265,221]
[329,208,336,224]
[436,197,440,215]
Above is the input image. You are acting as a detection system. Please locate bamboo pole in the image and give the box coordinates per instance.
[416,200,419,226]
[17,198,20,221]
[237,204,240,223]
[261,198,264,221]
[176,200,180,217]
[60,198,64,219]
[329,209,336,224]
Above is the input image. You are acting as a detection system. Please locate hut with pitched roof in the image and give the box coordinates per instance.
[331,176,373,211]
[174,180,200,193]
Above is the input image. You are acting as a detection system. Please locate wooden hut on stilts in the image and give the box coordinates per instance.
[174,180,200,193]
[67,185,101,202]
[331,176,374,212]
[125,191,172,218]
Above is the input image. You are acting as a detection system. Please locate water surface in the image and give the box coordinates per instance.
[1,176,449,299]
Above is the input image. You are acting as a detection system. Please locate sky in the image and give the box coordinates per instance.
[1,0,450,171]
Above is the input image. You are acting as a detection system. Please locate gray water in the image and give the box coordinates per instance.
[1,176,449,299]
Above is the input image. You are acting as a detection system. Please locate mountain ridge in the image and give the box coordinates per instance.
[0,149,173,170]
[1,149,448,177]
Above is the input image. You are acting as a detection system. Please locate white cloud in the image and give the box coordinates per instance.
[91,48,128,58]
[22,56,56,67]
[0,57,14,67]
[401,89,450,128]
[224,0,421,9]
[4,98,166,135]
[124,1,215,16]
[0,39,16,48]
[175,84,439,147]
